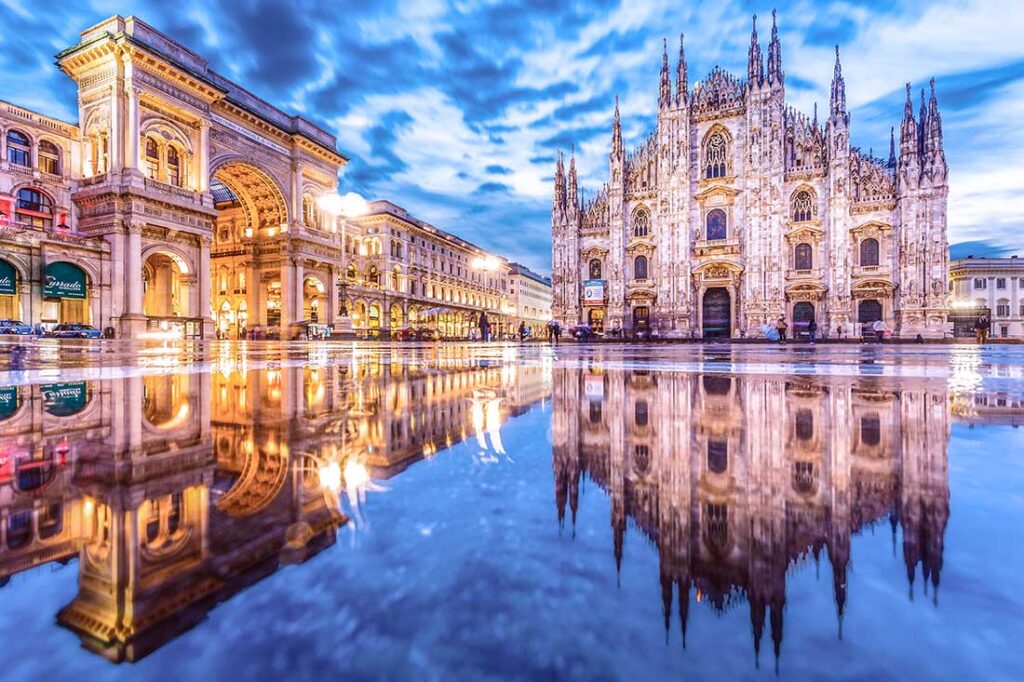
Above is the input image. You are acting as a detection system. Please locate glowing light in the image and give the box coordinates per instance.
[318,461,342,494]
[137,328,184,341]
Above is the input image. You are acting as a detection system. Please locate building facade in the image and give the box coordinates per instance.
[507,262,552,333]
[949,256,1024,339]
[552,13,949,339]
[349,201,514,338]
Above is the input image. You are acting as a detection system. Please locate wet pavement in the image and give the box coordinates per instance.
[0,340,1022,680]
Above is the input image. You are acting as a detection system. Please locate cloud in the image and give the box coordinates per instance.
[2,0,1021,275]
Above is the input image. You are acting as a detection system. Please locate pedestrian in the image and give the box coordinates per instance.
[479,311,490,342]
[775,316,788,344]
[518,321,527,341]
[974,315,989,344]
[807,318,817,345]
[553,320,562,344]
[873,318,887,343]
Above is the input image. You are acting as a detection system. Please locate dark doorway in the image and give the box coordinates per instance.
[702,288,731,338]
[793,301,815,338]
[858,299,883,323]
[632,306,650,330]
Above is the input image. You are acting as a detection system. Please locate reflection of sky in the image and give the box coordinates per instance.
[1,405,1023,678]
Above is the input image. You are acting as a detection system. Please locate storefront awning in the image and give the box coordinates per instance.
[43,262,86,299]
[41,382,89,417]
[0,259,16,296]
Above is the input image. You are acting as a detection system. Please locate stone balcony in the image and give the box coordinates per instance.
[693,237,741,258]
[852,264,893,280]
[786,268,824,282]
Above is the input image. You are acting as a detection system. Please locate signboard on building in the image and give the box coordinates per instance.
[583,279,606,306]
[0,259,16,295]
[43,262,86,299]
[0,386,19,420]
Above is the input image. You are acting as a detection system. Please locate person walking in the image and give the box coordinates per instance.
[552,320,562,344]
[775,316,788,344]
[807,318,817,345]
[518,321,527,341]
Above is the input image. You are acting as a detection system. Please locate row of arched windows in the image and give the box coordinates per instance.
[5,130,61,175]
[142,135,186,187]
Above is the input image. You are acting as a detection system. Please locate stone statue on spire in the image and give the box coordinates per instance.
[766,9,783,85]
[747,14,763,85]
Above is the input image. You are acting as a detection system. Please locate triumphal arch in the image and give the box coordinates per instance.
[57,16,347,338]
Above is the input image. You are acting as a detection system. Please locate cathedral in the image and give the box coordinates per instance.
[551,12,949,339]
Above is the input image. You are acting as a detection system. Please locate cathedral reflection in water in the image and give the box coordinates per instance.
[0,351,548,662]
[552,366,953,664]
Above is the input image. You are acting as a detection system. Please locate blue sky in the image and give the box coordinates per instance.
[1,0,1021,273]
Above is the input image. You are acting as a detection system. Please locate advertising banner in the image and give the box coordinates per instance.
[583,279,606,306]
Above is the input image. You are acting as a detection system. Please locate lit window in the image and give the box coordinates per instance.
[144,137,160,179]
[167,147,181,186]
[38,140,61,175]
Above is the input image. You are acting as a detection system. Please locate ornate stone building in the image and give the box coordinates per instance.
[552,13,949,338]
[551,364,952,661]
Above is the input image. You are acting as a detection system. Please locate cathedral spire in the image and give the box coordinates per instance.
[612,95,623,156]
[888,126,897,168]
[567,144,578,209]
[926,77,944,153]
[676,33,688,104]
[766,9,783,85]
[659,38,672,108]
[900,83,918,156]
[747,14,763,85]
[813,102,818,128]
[829,44,847,120]
[553,149,566,212]
[918,87,928,156]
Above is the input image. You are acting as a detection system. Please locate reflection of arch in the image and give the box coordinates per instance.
[215,448,289,518]
[211,161,289,231]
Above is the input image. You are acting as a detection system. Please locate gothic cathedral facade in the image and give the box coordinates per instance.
[551,13,949,339]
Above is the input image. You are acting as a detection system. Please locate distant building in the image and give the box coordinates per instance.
[551,12,949,339]
[349,201,514,338]
[507,262,552,334]
[949,256,1024,339]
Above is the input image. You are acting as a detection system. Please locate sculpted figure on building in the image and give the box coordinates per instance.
[551,12,949,338]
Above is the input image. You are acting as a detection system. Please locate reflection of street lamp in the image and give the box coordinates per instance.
[319,191,369,324]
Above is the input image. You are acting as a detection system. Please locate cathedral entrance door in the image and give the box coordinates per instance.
[702,288,731,338]
[793,301,815,339]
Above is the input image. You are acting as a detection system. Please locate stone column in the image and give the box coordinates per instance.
[125,85,140,171]
[121,223,145,337]
[197,120,210,192]
[326,265,338,326]
[280,259,296,335]
[294,261,305,324]
[198,237,213,338]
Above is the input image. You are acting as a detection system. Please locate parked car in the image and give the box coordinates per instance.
[0,319,33,335]
[49,323,102,339]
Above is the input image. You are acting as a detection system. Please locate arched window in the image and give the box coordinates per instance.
[704,132,728,179]
[167,146,181,186]
[794,243,813,270]
[706,209,727,240]
[632,209,650,238]
[368,265,380,286]
[589,259,602,279]
[38,140,61,175]
[860,238,880,266]
[633,255,648,280]
[15,188,54,228]
[793,190,814,222]
[144,137,160,179]
[6,130,30,167]
[346,265,357,280]
[302,195,315,226]
[391,268,400,291]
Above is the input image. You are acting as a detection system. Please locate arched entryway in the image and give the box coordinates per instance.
[143,251,192,318]
[0,259,21,320]
[302,277,325,323]
[702,288,731,338]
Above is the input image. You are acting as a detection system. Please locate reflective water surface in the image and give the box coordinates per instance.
[0,341,1022,680]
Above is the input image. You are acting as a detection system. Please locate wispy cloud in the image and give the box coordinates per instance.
[1,0,1021,271]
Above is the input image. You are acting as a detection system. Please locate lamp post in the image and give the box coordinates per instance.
[319,191,370,338]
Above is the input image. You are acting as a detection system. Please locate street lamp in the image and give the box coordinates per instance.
[319,191,369,331]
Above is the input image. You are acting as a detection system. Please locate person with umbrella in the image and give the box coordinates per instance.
[478,310,490,342]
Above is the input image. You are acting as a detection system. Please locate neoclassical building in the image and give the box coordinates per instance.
[552,13,949,338]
